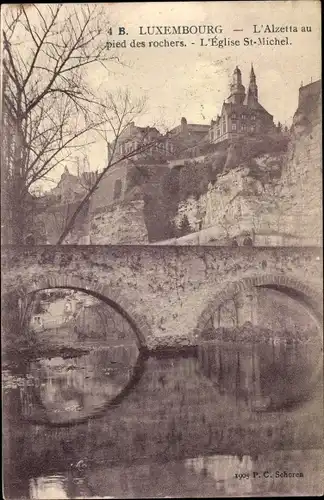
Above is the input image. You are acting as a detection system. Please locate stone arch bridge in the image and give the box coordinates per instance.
[2,245,322,349]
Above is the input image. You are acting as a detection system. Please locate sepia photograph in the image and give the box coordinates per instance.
[1,1,323,498]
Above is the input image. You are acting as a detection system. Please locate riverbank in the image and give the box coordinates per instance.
[201,322,321,344]
[2,340,90,367]
[3,327,322,366]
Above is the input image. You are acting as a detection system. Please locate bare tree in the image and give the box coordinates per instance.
[2,4,215,245]
[54,93,221,244]
[1,4,122,244]
[55,89,167,244]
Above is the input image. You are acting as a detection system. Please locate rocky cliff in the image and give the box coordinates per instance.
[34,81,321,246]
[172,81,321,245]
[90,200,149,244]
[276,80,322,241]
[173,139,288,243]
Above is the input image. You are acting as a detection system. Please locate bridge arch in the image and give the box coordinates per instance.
[195,274,323,336]
[14,274,151,350]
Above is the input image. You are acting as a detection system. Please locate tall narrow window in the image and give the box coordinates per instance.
[232,122,237,131]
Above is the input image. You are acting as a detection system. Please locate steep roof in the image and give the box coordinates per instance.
[187,123,210,131]
[168,122,209,135]
[222,101,272,118]
[136,126,160,134]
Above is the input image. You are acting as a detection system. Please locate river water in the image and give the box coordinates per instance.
[3,339,323,498]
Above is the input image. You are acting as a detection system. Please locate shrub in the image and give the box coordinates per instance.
[178,215,192,236]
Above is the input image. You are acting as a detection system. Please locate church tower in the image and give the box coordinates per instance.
[245,64,258,105]
[228,66,246,104]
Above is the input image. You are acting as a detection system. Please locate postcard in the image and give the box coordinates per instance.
[1,1,323,498]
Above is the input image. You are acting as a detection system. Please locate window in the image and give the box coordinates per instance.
[231,113,237,120]
[251,114,256,121]
[223,123,226,133]
[241,113,246,120]
[250,125,256,132]
[242,124,247,132]
[232,122,237,131]
[113,179,122,200]
[217,128,220,137]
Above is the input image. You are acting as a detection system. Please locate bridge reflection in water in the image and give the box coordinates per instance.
[19,346,141,424]
[3,339,323,498]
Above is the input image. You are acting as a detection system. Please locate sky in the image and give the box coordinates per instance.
[84,0,322,179]
[5,1,321,188]
[101,0,321,129]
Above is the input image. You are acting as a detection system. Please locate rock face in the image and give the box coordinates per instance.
[277,81,322,241]
[174,152,287,242]
[89,200,149,244]
[173,81,321,245]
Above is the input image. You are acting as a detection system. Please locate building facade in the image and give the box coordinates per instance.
[209,65,275,145]
[108,122,176,163]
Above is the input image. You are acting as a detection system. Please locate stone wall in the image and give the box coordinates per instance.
[89,163,129,213]
[90,200,149,244]
[88,163,170,244]
[2,246,322,348]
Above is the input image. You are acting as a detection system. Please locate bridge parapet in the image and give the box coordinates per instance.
[1,245,322,348]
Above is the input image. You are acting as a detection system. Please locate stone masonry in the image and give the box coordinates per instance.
[2,246,322,350]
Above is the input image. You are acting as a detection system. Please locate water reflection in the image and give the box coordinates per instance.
[26,449,323,498]
[18,346,141,424]
[29,474,69,499]
[3,340,323,499]
[197,341,322,411]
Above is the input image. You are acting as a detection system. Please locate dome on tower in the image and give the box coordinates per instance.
[228,66,245,104]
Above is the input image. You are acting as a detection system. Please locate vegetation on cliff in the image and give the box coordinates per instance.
[126,128,290,242]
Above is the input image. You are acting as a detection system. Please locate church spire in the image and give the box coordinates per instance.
[250,63,256,81]
[247,63,258,102]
